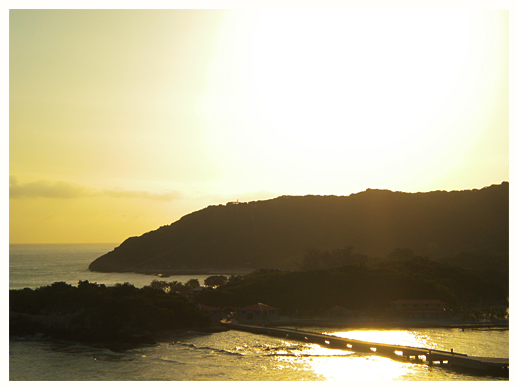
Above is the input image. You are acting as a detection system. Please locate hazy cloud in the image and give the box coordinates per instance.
[9,176,181,201]
[9,177,90,199]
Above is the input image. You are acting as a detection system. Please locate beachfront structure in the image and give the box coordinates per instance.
[390,299,448,320]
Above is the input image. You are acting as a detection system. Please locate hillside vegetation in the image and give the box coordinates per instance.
[193,255,508,316]
[89,182,508,273]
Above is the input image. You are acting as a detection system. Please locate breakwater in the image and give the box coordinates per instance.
[222,322,509,377]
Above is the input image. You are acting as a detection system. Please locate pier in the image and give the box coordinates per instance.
[221,322,508,377]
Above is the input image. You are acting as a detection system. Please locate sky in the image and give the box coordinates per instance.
[8,3,510,244]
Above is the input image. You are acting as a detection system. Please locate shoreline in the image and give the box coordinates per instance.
[239,317,509,330]
[87,268,256,277]
[9,311,230,346]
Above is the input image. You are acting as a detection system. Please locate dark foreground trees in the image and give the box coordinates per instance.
[204,275,228,287]
[10,281,211,344]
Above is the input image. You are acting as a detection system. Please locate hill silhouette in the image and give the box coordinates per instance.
[89,182,509,273]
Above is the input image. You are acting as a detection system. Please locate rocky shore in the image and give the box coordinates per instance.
[10,311,230,346]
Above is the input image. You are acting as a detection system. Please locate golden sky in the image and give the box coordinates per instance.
[9,6,509,244]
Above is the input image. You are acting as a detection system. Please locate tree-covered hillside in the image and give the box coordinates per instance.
[89,182,508,273]
[194,256,508,317]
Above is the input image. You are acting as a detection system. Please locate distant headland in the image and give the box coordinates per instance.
[88,182,509,274]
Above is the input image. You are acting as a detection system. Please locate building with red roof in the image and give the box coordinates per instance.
[197,303,220,320]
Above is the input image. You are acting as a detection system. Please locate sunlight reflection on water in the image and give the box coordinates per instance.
[266,327,508,381]
[256,338,419,381]
[327,329,437,350]
[310,354,413,381]
[9,245,508,381]
[276,342,412,381]
[10,328,508,381]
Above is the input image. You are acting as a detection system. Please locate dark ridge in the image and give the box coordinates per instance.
[88,182,509,274]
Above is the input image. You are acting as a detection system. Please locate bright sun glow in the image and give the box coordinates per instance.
[251,10,470,154]
[9,9,508,243]
[201,9,506,196]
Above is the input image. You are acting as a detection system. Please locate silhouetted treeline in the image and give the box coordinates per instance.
[299,247,508,291]
[89,182,509,274]
[9,281,211,344]
[11,251,508,345]
[194,256,508,316]
[299,246,369,269]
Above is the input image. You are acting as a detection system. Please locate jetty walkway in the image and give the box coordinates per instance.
[221,322,509,377]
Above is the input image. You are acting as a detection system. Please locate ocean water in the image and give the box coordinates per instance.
[9,243,217,290]
[9,244,509,381]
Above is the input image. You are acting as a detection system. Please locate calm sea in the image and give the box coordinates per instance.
[9,244,509,381]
